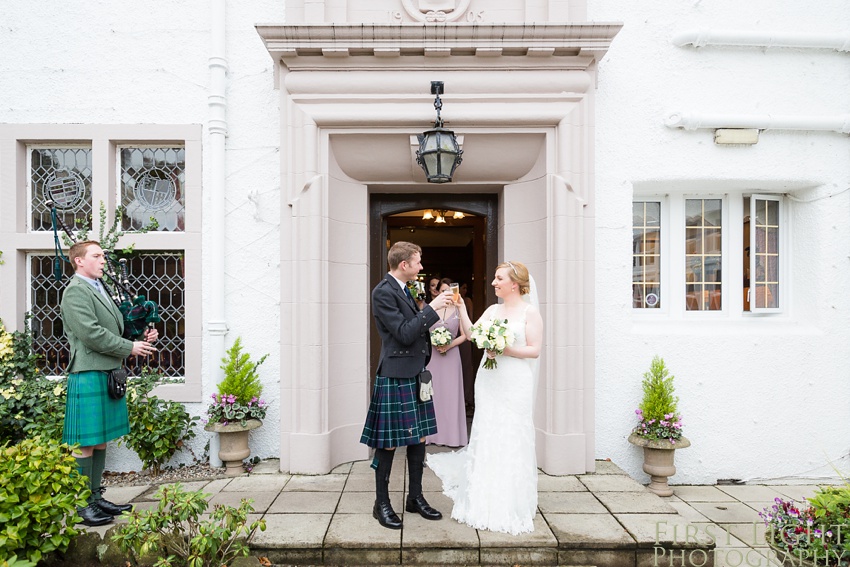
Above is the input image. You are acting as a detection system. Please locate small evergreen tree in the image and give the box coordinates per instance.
[633,355,683,442]
[639,355,679,420]
[217,337,267,405]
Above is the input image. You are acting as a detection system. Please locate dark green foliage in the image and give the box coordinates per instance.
[217,337,267,405]
[0,437,89,564]
[113,483,266,567]
[120,368,199,476]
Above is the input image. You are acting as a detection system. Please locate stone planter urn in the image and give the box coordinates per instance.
[628,432,691,496]
[205,419,262,477]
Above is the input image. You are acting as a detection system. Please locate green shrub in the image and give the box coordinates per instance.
[120,368,199,476]
[217,337,267,405]
[0,437,89,564]
[0,318,58,446]
[112,483,266,567]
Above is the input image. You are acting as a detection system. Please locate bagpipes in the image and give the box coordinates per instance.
[47,199,161,341]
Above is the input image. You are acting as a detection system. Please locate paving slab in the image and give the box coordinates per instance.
[223,474,289,492]
[267,490,342,514]
[336,490,403,514]
[546,513,636,549]
[667,499,711,522]
[578,474,647,492]
[561,548,636,567]
[479,545,559,565]
[691,523,749,548]
[771,484,825,503]
[715,484,785,502]
[249,512,331,548]
[283,473,347,492]
[343,473,378,492]
[717,522,768,548]
[593,459,630,475]
[688,501,763,524]
[325,512,402,548]
[538,491,609,514]
[330,460,352,474]
[137,479,213,500]
[249,458,281,474]
[402,494,479,548]
[476,514,557,547]
[595,491,678,514]
[101,484,149,504]
[202,477,232,495]
[538,473,588,492]
[671,485,738,502]
[616,513,714,548]
[208,490,279,513]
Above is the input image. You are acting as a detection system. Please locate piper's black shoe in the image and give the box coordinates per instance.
[373,501,403,529]
[405,495,442,520]
[76,503,114,527]
[93,498,132,515]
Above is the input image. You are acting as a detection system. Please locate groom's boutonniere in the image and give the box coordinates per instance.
[406,280,417,295]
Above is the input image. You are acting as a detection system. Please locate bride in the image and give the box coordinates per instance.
[426,260,543,535]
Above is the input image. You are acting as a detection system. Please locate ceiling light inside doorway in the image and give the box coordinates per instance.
[453,211,464,219]
[422,210,434,220]
[434,211,447,224]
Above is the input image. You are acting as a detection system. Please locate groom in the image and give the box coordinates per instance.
[360,241,453,529]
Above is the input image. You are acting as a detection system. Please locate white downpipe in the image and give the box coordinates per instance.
[665,112,850,134]
[672,29,850,52]
[207,0,228,467]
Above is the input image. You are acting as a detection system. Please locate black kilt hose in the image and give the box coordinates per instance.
[360,375,438,448]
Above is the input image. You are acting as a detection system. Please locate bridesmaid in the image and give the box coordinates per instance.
[425,278,469,447]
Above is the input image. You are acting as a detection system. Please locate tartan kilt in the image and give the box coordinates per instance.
[361,375,437,449]
[62,371,129,446]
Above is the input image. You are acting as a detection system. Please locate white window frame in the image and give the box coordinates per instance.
[747,194,783,314]
[0,124,202,402]
[632,190,787,321]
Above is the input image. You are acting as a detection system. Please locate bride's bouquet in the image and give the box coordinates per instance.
[430,327,452,355]
[468,318,514,370]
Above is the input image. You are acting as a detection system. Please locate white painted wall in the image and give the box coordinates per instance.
[0,0,282,471]
[3,0,849,482]
[589,0,850,484]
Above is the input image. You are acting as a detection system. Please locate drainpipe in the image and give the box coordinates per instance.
[672,30,850,52]
[665,112,850,134]
[207,0,228,467]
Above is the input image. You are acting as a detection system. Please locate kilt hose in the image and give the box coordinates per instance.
[361,375,438,449]
[62,370,129,447]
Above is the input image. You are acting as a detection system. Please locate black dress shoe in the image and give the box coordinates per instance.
[373,501,403,529]
[76,503,114,527]
[405,495,442,520]
[93,498,132,515]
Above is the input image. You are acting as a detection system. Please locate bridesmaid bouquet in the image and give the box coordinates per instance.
[430,327,453,355]
[468,318,514,369]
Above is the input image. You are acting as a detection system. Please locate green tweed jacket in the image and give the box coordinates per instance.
[60,275,134,373]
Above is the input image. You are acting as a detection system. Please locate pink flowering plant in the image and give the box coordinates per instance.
[205,337,269,427]
[760,485,850,566]
[632,356,683,444]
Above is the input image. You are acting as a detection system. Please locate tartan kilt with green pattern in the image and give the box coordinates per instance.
[62,371,129,446]
[360,375,437,449]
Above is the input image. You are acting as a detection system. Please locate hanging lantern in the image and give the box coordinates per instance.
[416,81,463,184]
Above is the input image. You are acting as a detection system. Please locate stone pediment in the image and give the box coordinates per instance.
[256,23,622,71]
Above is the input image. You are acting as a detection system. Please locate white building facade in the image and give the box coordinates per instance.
[0,0,847,485]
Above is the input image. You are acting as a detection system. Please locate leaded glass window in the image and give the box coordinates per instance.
[29,252,185,378]
[30,147,93,232]
[685,198,722,311]
[632,201,661,309]
[120,147,185,232]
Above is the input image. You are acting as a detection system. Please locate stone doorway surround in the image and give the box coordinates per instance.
[256,0,621,475]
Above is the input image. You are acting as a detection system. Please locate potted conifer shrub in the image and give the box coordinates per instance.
[627,355,690,496]
[204,337,268,476]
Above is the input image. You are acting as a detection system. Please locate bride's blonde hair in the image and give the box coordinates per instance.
[497,261,530,295]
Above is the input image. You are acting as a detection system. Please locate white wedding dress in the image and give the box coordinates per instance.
[426,304,538,535]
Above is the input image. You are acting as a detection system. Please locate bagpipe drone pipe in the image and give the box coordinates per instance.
[47,199,161,341]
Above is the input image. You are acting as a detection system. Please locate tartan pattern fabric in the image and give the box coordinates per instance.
[361,375,438,448]
[62,371,129,446]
